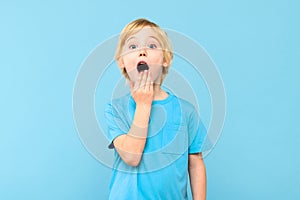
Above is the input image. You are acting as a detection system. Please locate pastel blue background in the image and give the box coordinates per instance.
[1,0,299,199]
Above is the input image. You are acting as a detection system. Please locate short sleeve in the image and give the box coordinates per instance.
[104,103,129,149]
[188,109,209,154]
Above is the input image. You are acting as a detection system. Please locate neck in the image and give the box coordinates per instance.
[153,84,168,100]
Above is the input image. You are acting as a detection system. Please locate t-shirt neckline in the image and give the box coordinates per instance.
[129,91,173,105]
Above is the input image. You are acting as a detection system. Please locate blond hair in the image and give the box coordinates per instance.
[115,18,173,81]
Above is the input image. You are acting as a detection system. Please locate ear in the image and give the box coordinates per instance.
[162,56,170,67]
[117,58,125,69]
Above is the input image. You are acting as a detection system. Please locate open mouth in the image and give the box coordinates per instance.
[137,61,149,72]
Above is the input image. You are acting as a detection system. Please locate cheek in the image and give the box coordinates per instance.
[125,64,139,82]
[123,55,138,82]
[123,54,136,71]
[150,51,164,63]
[127,70,139,83]
[149,65,163,83]
[148,52,164,82]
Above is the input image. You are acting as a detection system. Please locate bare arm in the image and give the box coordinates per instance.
[188,153,206,200]
[113,71,153,166]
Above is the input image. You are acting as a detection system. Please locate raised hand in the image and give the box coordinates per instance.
[130,70,154,107]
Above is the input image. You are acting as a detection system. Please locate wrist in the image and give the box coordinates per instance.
[134,104,151,127]
[135,103,152,112]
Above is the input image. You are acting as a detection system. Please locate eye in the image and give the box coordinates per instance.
[129,44,137,49]
[148,43,157,49]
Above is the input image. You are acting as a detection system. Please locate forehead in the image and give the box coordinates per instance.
[126,26,159,41]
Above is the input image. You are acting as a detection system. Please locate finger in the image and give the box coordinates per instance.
[150,81,154,92]
[134,72,143,91]
[140,70,148,89]
[145,71,152,91]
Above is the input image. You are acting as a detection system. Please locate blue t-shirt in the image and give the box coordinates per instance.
[104,92,207,200]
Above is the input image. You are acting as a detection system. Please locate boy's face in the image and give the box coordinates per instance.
[118,26,167,84]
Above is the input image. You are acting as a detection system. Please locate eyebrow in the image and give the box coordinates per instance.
[125,35,159,43]
[148,36,160,41]
[126,36,136,42]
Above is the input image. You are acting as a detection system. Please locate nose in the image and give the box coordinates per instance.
[138,48,147,57]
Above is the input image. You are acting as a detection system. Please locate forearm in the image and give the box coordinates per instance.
[188,154,206,200]
[114,104,151,166]
[114,70,153,166]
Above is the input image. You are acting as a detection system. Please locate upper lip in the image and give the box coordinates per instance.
[137,60,148,66]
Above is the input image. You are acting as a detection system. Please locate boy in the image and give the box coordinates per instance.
[104,18,207,200]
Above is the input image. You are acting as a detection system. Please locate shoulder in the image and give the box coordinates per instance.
[106,93,132,110]
[167,94,199,123]
[172,95,197,114]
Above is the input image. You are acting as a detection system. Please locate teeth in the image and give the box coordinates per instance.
[138,61,146,66]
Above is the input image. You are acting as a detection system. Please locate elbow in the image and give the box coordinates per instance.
[116,147,142,167]
[126,160,140,167]
[123,156,142,167]
[114,142,143,167]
